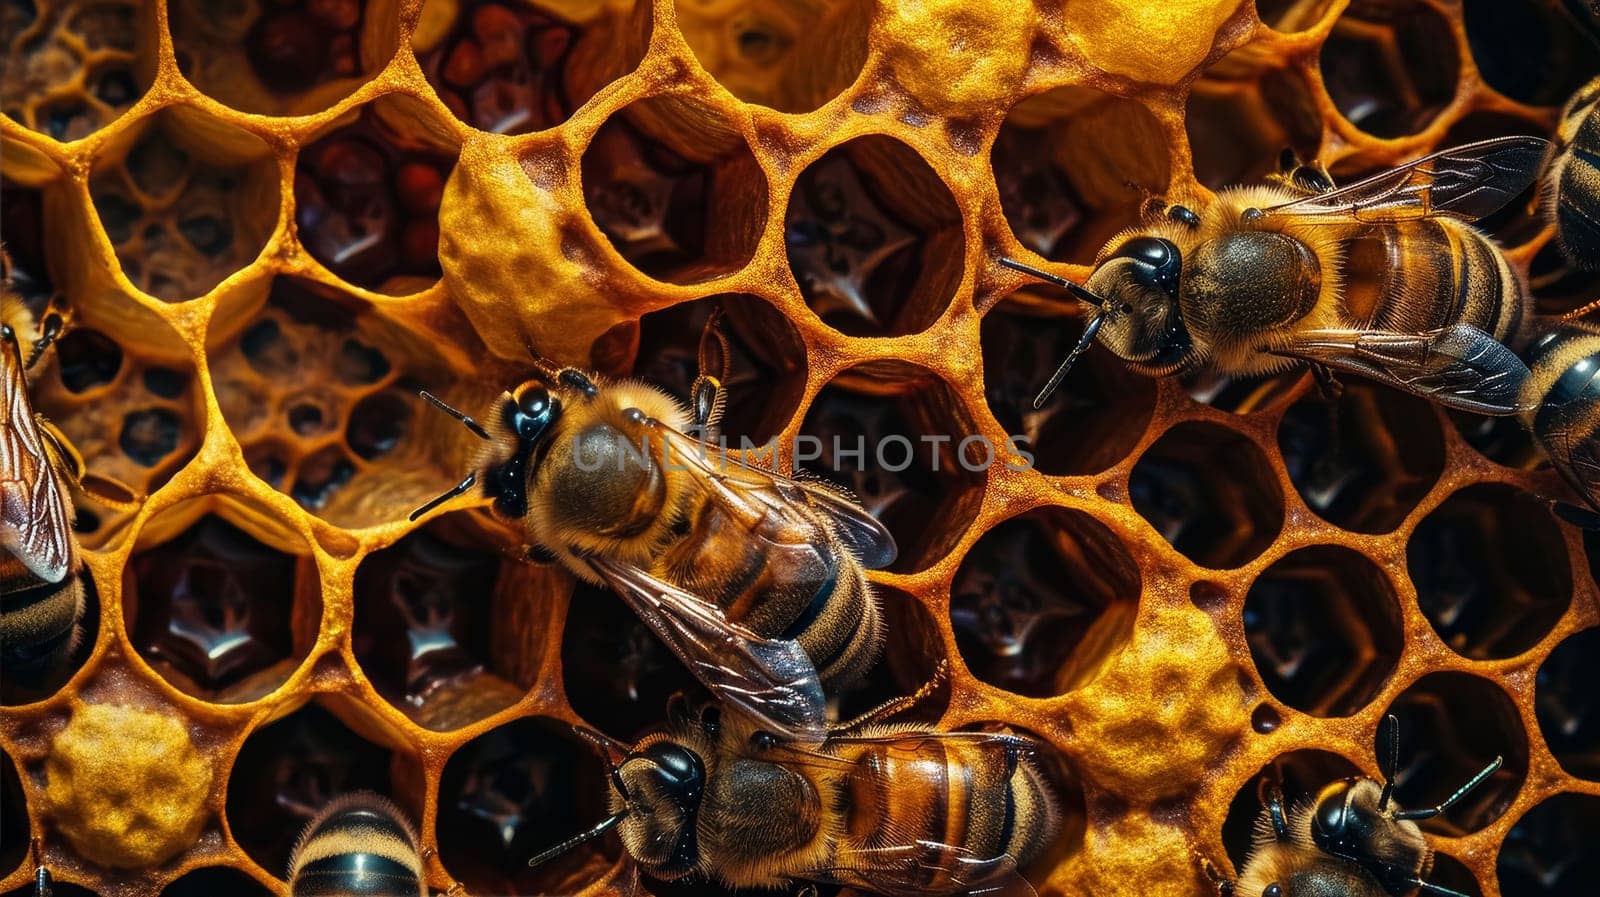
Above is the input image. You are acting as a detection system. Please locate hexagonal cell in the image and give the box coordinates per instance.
[797,363,985,574]
[413,0,648,134]
[630,295,807,447]
[1406,484,1571,660]
[1255,0,1339,33]
[1535,627,1600,781]
[1221,750,1363,872]
[206,275,464,529]
[159,867,273,897]
[353,515,544,731]
[168,0,397,116]
[1,571,100,707]
[674,0,869,113]
[1277,381,1445,535]
[951,507,1140,698]
[835,588,952,725]
[1382,672,1527,836]
[582,94,768,286]
[1130,421,1284,569]
[226,702,403,875]
[1429,854,1484,897]
[1497,793,1600,897]
[1187,54,1323,189]
[1320,0,1460,138]
[293,96,460,294]
[1,749,25,875]
[993,86,1171,266]
[1448,408,1543,471]
[980,298,1157,476]
[437,718,615,896]
[124,515,316,704]
[783,135,961,336]
[87,106,279,302]
[1,0,147,140]
[1243,546,1403,717]
[1463,0,1600,107]
[561,579,698,742]
[1182,369,1307,415]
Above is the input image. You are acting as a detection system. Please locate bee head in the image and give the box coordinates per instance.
[613,739,706,878]
[1309,777,1383,861]
[1086,236,1193,375]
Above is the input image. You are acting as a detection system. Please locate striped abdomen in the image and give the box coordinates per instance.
[1553,78,1600,268]
[0,571,83,686]
[663,492,881,688]
[1336,218,1525,342]
[288,793,425,897]
[1520,318,1600,512]
[833,735,1059,893]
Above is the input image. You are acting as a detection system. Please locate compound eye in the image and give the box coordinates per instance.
[518,386,554,423]
[1112,236,1182,292]
[642,742,705,794]
[1264,883,1283,897]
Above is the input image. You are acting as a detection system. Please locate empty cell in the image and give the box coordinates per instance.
[1448,409,1543,471]
[1382,672,1527,836]
[1221,750,1363,872]
[1464,0,1600,107]
[980,298,1156,476]
[436,718,616,895]
[335,337,390,385]
[88,107,279,302]
[1429,853,1484,897]
[1243,546,1403,717]
[631,295,806,447]
[1277,381,1445,535]
[1187,57,1322,190]
[346,389,412,460]
[1407,485,1571,660]
[1529,239,1600,318]
[0,750,24,875]
[118,407,182,467]
[1535,627,1600,781]
[836,588,952,724]
[352,521,526,731]
[797,363,985,574]
[125,515,312,704]
[290,445,357,512]
[0,179,53,310]
[1,0,147,139]
[53,329,123,394]
[561,580,697,742]
[1,571,99,707]
[141,367,188,399]
[1497,793,1600,897]
[951,507,1140,698]
[583,95,767,286]
[993,86,1171,267]
[226,702,400,874]
[169,0,393,116]
[1131,422,1284,569]
[1320,0,1460,138]
[674,0,867,113]
[784,135,961,336]
[293,99,459,294]
[159,867,273,897]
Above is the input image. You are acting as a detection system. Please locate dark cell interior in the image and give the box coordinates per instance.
[226,702,400,875]
[1406,485,1571,660]
[54,329,123,394]
[835,587,953,725]
[1497,792,1600,897]
[1243,545,1403,717]
[1320,0,1461,138]
[126,515,306,703]
[1130,421,1285,569]
[951,507,1140,698]
[1462,0,1600,107]
[0,750,26,874]
[158,866,273,897]
[1535,626,1600,781]
[560,580,697,743]
[784,135,962,336]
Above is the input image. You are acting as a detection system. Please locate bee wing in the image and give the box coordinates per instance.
[653,423,898,569]
[583,554,829,743]
[1539,414,1600,514]
[1257,136,1547,224]
[1270,324,1533,415]
[814,842,1037,897]
[1,340,72,584]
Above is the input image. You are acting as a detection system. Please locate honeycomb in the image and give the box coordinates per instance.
[3,0,1600,895]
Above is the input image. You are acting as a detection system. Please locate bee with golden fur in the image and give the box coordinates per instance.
[412,319,896,739]
[287,791,426,896]
[1209,716,1501,897]
[1000,136,1549,416]
[531,670,1060,897]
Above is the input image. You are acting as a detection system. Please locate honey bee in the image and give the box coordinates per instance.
[1000,136,1549,416]
[1545,75,1600,269]
[287,791,425,896]
[412,321,896,740]
[530,684,1060,897]
[1212,716,1501,897]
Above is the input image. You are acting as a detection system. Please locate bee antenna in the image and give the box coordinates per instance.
[23,312,63,371]
[1033,313,1104,409]
[518,331,562,381]
[1377,713,1400,811]
[408,472,477,522]
[1392,755,1503,821]
[997,257,1109,311]
[419,390,491,441]
[527,810,628,868]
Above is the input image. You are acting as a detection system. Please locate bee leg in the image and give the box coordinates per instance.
[23,298,70,371]
[831,658,949,733]
[690,307,730,446]
[1197,853,1234,897]
[1409,878,1473,897]
[1310,363,1344,401]
[1263,781,1291,841]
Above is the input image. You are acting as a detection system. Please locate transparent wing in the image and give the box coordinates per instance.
[584,555,828,743]
[0,338,72,583]
[1258,136,1548,224]
[653,423,898,569]
[813,841,1038,897]
[1270,324,1532,415]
